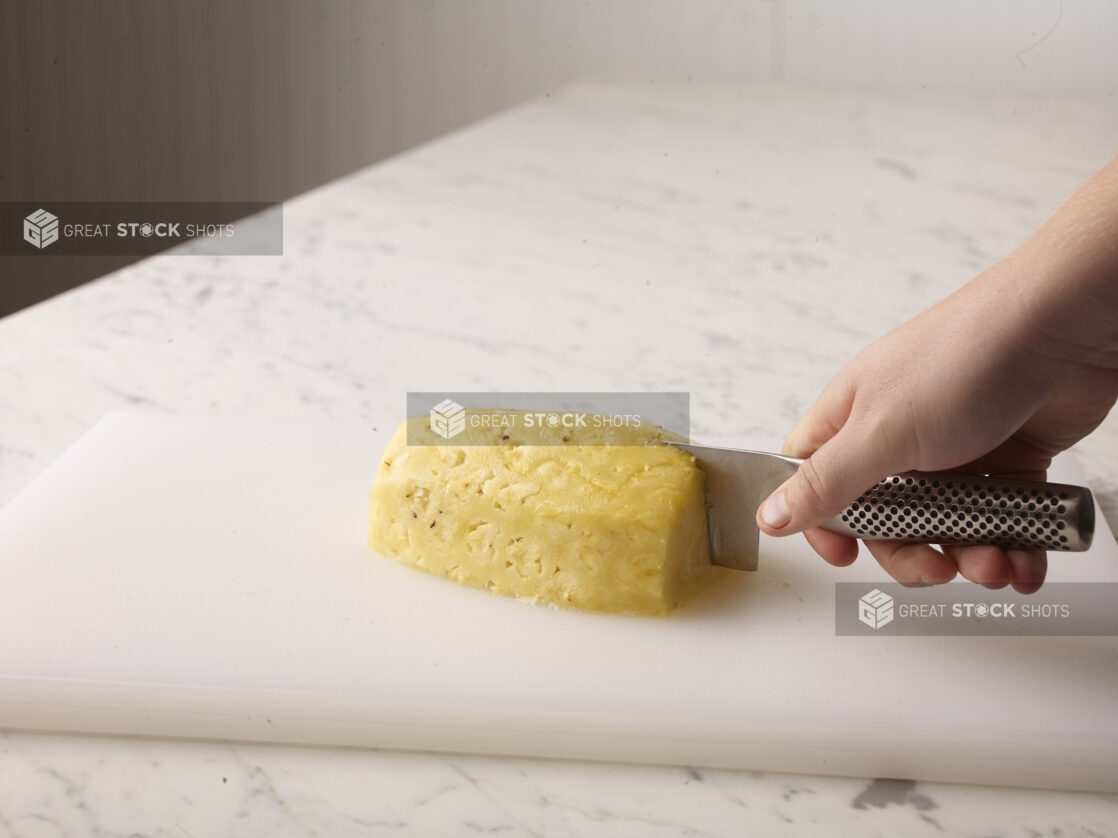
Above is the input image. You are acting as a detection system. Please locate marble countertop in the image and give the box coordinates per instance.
[2,82,1117,836]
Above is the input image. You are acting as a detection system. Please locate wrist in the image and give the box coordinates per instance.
[1006,156,1118,372]
[1009,242,1118,373]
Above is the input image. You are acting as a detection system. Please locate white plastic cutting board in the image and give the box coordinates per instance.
[1,413,1116,791]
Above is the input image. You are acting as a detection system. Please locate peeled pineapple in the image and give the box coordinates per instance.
[368,412,723,616]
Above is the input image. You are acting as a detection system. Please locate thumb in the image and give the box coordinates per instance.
[756,418,901,537]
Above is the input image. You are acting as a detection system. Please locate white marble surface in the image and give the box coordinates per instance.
[2,82,1117,835]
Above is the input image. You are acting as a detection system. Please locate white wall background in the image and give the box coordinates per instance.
[365,0,1118,161]
[3,0,1116,314]
[775,0,1117,94]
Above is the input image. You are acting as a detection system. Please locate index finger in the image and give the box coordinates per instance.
[781,379,854,459]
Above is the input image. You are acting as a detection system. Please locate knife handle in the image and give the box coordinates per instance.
[820,472,1095,551]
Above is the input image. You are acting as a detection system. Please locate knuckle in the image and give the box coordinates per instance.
[794,456,838,516]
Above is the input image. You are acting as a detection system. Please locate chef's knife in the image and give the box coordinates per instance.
[668,441,1095,571]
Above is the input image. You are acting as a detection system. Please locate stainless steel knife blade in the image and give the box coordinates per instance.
[668,442,800,571]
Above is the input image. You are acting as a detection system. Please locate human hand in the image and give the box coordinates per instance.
[755,156,1118,593]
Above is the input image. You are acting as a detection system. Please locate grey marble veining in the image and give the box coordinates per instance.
[4,731,1118,837]
[1,82,1117,834]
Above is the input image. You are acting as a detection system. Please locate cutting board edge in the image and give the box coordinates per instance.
[2,675,1115,793]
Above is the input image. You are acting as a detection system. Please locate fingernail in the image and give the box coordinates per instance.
[759,491,791,530]
[1006,549,1045,595]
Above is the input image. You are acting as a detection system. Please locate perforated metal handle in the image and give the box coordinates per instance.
[822,472,1095,551]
